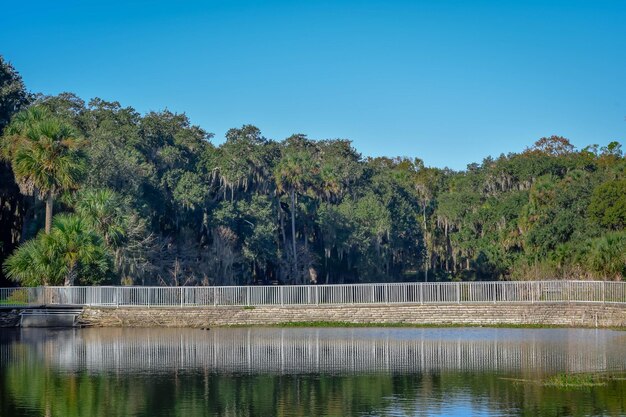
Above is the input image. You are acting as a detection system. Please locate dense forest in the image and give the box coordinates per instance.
[1,56,625,287]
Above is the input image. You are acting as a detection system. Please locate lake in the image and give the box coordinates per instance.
[1,327,626,416]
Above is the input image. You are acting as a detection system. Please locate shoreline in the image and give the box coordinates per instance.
[217,321,626,330]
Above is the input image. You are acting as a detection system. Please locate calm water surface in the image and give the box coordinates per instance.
[1,327,626,417]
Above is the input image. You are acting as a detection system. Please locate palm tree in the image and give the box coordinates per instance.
[75,188,127,246]
[3,213,110,286]
[274,135,319,282]
[74,187,153,282]
[51,214,110,286]
[1,106,85,233]
[2,237,60,286]
[588,232,626,279]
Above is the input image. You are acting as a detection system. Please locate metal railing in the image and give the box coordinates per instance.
[0,280,625,308]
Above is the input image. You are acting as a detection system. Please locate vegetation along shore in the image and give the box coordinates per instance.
[0,55,625,288]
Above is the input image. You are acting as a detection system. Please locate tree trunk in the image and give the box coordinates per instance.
[422,202,429,283]
[45,191,53,234]
[279,197,287,247]
[64,262,76,286]
[290,189,298,282]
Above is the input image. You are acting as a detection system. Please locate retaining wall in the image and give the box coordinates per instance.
[77,303,626,328]
[0,310,20,327]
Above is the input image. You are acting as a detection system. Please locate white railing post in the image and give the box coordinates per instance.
[280,286,284,306]
[602,281,606,304]
[567,281,571,304]
[457,282,461,304]
[419,283,423,305]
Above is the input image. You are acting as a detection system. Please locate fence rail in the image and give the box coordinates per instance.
[0,281,625,308]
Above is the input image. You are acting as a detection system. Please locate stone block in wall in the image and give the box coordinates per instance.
[75,303,626,329]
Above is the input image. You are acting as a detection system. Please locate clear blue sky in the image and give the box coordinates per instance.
[2,0,625,169]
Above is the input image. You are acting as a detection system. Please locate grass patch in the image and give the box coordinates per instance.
[543,373,607,388]
[275,322,571,329]
[293,322,618,330]
[278,321,413,328]
[242,306,256,310]
[215,321,626,329]
[504,372,626,389]
[0,300,28,306]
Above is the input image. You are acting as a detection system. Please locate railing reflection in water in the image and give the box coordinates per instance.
[7,328,626,376]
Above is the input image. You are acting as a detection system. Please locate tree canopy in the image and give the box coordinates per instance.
[0,56,625,286]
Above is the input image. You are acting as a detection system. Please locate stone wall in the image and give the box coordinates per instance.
[0,310,20,327]
[78,303,626,328]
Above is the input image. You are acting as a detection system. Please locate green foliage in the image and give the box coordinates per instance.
[274,134,319,196]
[2,106,85,196]
[1,56,625,285]
[3,213,111,285]
[0,56,31,285]
[542,373,607,388]
[587,232,626,279]
[1,105,86,235]
[589,179,626,230]
[74,188,128,246]
[241,195,279,268]
[1,288,30,305]
[74,188,152,283]
[0,56,31,131]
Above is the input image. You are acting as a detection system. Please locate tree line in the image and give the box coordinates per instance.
[0,56,624,286]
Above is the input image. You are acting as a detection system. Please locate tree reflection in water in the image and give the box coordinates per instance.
[1,327,626,417]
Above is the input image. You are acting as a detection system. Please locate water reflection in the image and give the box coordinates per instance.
[1,328,626,417]
[4,327,625,375]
